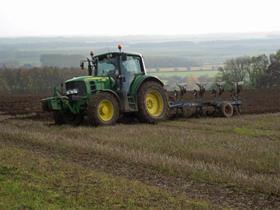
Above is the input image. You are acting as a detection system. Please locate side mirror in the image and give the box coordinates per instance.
[80,61,84,70]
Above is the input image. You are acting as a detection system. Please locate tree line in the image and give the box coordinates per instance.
[0,68,86,94]
[218,50,280,88]
[0,50,279,95]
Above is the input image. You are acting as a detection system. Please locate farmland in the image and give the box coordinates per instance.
[0,88,280,209]
[2,2,280,209]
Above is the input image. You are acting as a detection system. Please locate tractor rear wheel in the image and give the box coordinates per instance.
[87,92,119,126]
[221,102,234,118]
[137,81,168,123]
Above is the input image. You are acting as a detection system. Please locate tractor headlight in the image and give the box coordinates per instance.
[66,88,79,95]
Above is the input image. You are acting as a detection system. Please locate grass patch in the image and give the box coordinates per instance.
[234,127,258,137]
[234,127,278,139]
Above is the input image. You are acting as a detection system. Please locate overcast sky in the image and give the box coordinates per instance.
[0,0,280,37]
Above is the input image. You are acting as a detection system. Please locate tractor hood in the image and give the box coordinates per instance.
[66,76,110,83]
[65,76,115,95]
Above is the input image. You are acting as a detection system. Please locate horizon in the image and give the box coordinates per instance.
[1,31,280,40]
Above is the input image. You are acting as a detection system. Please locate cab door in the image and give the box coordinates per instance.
[120,55,143,111]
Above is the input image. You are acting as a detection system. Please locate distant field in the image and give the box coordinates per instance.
[148,69,219,87]
[148,69,219,78]
[0,113,280,209]
[1,36,280,68]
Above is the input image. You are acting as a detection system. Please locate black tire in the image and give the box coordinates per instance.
[53,111,83,125]
[137,81,168,123]
[221,102,234,118]
[64,113,84,126]
[87,92,119,126]
[53,111,65,125]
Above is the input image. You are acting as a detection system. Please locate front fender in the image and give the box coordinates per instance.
[98,89,121,104]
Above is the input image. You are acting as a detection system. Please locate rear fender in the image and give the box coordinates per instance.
[129,75,164,98]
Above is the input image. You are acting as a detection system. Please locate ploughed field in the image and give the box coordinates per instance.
[0,88,280,209]
[0,88,279,118]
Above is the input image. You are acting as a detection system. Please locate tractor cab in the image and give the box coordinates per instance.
[91,51,145,92]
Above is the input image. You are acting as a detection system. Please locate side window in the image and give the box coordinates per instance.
[96,55,118,77]
[97,62,115,76]
[122,56,142,74]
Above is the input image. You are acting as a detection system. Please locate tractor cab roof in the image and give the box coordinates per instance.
[93,51,143,59]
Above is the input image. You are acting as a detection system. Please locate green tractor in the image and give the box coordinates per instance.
[41,46,168,125]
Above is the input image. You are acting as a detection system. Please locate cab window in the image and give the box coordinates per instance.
[96,54,119,77]
[121,55,142,74]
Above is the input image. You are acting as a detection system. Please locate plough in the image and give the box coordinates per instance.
[168,82,243,118]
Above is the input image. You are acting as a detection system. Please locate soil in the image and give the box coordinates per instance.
[1,88,279,118]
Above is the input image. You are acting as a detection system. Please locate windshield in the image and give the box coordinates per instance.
[95,54,119,77]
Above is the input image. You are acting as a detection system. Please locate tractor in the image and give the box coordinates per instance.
[41,46,168,125]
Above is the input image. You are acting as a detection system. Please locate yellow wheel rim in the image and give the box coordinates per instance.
[145,91,164,117]
[97,99,114,122]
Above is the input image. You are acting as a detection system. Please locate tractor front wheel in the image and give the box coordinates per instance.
[137,81,168,123]
[87,92,119,126]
